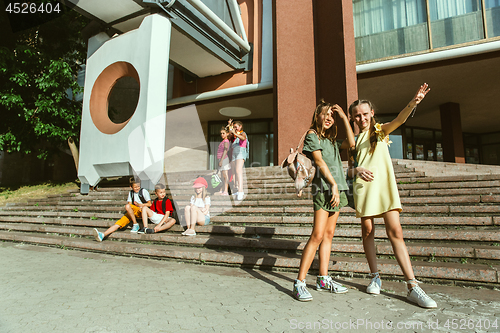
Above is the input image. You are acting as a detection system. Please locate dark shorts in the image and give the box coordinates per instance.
[313,190,348,212]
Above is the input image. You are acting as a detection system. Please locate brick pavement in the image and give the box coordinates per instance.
[1,242,499,333]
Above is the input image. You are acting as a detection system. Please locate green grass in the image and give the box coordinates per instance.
[0,181,79,207]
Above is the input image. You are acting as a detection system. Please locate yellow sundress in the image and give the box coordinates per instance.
[353,124,402,218]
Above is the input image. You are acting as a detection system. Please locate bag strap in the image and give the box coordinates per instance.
[295,129,317,153]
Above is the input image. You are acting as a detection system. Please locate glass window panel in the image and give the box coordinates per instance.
[405,127,412,140]
[464,133,478,145]
[481,132,500,144]
[485,3,500,38]
[435,130,442,142]
[482,143,500,165]
[413,129,434,140]
[429,0,484,48]
[353,0,428,62]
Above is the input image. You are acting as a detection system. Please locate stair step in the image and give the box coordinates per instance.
[0,231,497,283]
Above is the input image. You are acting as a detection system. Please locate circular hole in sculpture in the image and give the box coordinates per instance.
[107,76,140,124]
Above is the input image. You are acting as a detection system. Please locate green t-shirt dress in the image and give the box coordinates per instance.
[302,132,348,212]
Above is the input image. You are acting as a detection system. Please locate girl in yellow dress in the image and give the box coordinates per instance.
[348,83,437,309]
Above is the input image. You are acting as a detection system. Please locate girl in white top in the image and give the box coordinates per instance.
[183,177,211,236]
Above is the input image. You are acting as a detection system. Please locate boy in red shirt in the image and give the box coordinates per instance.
[140,183,176,234]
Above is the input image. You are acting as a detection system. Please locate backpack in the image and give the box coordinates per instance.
[280,130,317,197]
[154,197,179,222]
[129,188,148,204]
[201,172,222,195]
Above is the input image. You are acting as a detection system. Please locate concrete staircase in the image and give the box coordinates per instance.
[0,160,499,286]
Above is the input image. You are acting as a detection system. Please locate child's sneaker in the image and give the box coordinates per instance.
[130,224,140,233]
[406,280,437,308]
[293,279,313,301]
[366,272,381,295]
[237,192,245,201]
[93,228,104,242]
[316,275,348,294]
[145,228,154,234]
[137,228,145,234]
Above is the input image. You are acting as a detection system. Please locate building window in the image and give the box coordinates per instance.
[429,0,484,48]
[208,119,273,170]
[354,0,429,62]
[403,127,442,161]
[354,0,497,62]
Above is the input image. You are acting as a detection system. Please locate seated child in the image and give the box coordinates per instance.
[93,178,151,242]
[139,183,176,234]
[183,177,211,236]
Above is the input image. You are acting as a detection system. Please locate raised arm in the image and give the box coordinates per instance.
[381,83,430,135]
[331,104,355,150]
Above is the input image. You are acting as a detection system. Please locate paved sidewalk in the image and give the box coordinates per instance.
[1,242,499,333]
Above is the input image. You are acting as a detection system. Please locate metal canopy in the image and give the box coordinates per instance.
[69,0,251,77]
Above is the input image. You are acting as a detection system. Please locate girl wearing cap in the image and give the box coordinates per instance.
[183,177,211,236]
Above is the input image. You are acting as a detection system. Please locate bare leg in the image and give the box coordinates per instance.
[141,207,154,229]
[235,159,245,194]
[297,209,329,281]
[317,211,339,276]
[222,170,228,193]
[195,209,207,226]
[189,206,200,230]
[361,217,378,273]
[154,218,176,232]
[184,206,191,229]
[383,210,415,282]
[103,224,120,237]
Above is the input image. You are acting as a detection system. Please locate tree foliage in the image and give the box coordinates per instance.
[0,3,88,159]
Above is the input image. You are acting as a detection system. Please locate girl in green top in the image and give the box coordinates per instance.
[293,100,355,301]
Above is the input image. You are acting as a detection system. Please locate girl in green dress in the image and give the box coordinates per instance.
[348,83,437,309]
[293,100,355,301]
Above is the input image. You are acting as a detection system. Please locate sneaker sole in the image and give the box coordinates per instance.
[294,296,313,302]
[407,297,437,308]
[93,229,102,242]
[367,290,380,295]
[316,287,349,294]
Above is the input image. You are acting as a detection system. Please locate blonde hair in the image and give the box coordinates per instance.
[195,186,208,200]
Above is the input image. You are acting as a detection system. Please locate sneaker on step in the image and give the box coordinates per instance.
[130,224,140,233]
[145,228,154,234]
[237,192,245,201]
[407,285,437,308]
[93,228,104,242]
[293,279,313,301]
[316,276,348,294]
[185,229,196,236]
[366,274,381,295]
[137,227,145,234]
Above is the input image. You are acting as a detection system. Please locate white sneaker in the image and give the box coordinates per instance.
[316,275,348,293]
[237,192,245,201]
[366,273,381,295]
[407,285,437,308]
[293,279,313,301]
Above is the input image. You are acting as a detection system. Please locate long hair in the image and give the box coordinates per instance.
[349,99,378,155]
[195,186,207,200]
[310,99,337,143]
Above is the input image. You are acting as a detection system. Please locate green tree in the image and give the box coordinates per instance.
[0,1,88,159]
